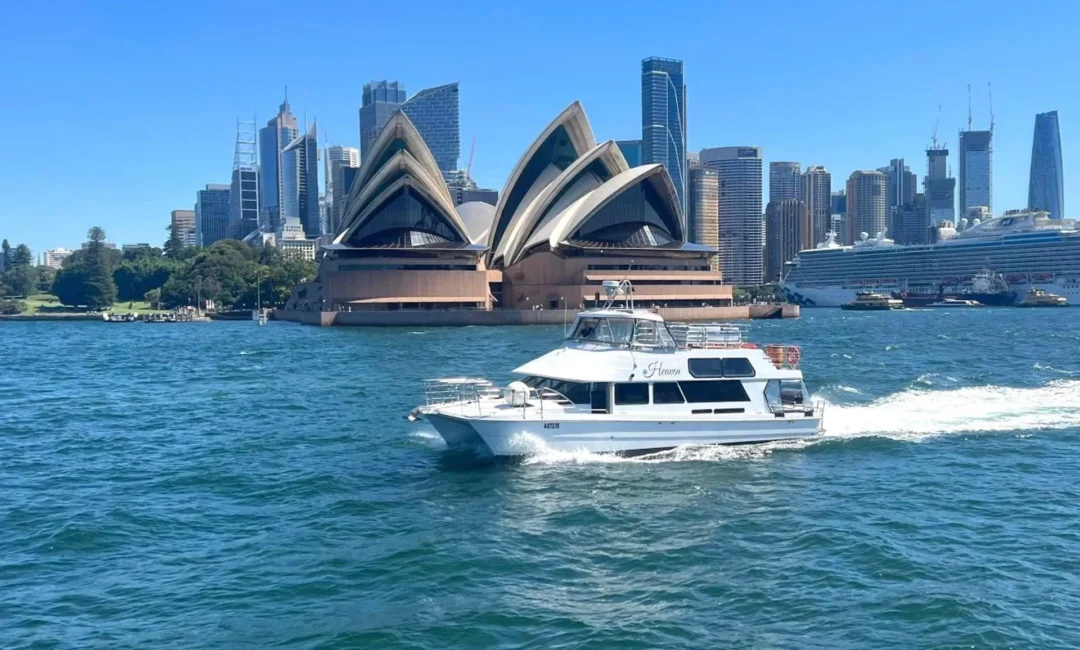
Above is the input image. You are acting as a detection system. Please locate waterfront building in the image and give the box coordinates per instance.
[892,193,929,245]
[925,146,956,226]
[642,57,687,216]
[360,81,406,161]
[1028,110,1064,219]
[700,146,764,286]
[616,139,642,167]
[687,166,719,273]
[281,123,320,237]
[275,216,317,260]
[400,83,460,177]
[258,94,299,230]
[958,129,993,214]
[195,184,232,247]
[765,199,810,283]
[845,171,887,243]
[325,146,360,235]
[801,166,831,246]
[769,162,801,202]
[288,103,729,312]
[42,248,73,269]
[170,209,196,248]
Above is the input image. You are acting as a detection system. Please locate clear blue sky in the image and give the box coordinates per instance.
[2,0,1078,255]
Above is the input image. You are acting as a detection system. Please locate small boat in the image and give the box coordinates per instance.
[927,298,983,308]
[841,292,905,311]
[1018,288,1068,307]
[407,280,822,458]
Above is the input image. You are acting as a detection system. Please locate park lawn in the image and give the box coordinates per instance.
[17,294,167,315]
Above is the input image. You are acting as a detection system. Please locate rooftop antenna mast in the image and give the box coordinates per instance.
[987,82,995,133]
[967,84,972,132]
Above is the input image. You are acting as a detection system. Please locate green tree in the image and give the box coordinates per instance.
[4,265,36,297]
[163,224,185,260]
[53,265,89,307]
[9,244,32,267]
[82,227,117,310]
[144,288,162,309]
[1,239,10,271]
[35,265,56,294]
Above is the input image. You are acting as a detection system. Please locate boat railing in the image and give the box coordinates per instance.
[423,378,502,415]
[667,322,749,350]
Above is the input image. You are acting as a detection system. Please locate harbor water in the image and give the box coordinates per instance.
[2,309,1080,648]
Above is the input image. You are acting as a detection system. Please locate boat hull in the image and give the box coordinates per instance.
[783,279,1080,307]
[424,412,822,458]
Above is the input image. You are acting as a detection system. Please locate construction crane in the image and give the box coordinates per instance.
[466,136,477,180]
[967,83,973,132]
[932,104,942,148]
[988,82,995,133]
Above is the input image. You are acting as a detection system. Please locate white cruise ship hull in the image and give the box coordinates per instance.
[781,279,1080,307]
[425,411,822,457]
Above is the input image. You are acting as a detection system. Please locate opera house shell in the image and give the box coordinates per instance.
[286,102,731,312]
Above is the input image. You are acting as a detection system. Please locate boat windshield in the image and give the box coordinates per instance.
[570,316,675,349]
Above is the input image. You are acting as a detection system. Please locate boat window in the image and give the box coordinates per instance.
[614,383,649,405]
[678,380,751,403]
[722,358,755,378]
[652,382,685,404]
[764,379,808,411]
[591,382,610,413]
[688,358,725,378]
[570,317,634,345]
[521,377,590,404]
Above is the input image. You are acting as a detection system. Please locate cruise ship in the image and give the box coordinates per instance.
[780,211,1080,307]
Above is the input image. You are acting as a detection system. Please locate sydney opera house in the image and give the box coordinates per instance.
[284,102,732,315]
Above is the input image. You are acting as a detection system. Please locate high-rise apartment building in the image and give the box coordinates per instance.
[170,209,196,248]
[845,171,887,244]
[764,199,810,283]
[1028,110,1064,219]
[958,129,993,213]
[325,145,360,235]
[700,146,763,286]
[360,81,406,161]
[616,140,643,167]
[281,123,320,237]
[41,248,74,269]
[800,166,831,246]
[195,184,232,247]
[925,146,956,226]
[400,83,460,176]
[687,166,720,273]
[769,162,801,202]
[642,57,687,216]
[258,94,299,230]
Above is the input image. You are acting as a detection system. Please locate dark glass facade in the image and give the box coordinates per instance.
[360,81,407,162]
[230,168,259,238]
[1028,110,1064,219]
[400,83,460,176]
[258,97,298,230]
[641,57,687,216]
[347,187,465,248]
[572,179,680,243]
[616,139,643,167]
[195,185,231,247]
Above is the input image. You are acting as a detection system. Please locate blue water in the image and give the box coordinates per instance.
[3,309,1080,648]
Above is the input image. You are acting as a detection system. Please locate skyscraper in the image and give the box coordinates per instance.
[831,190,847,243]
[925,145,956,226]
[281,123,320,237]
[800,166,831,246]
[769,162,801,202]
[400,82,460,176]
[195,184,232,247]
[170,209,196,248]
[616,140,643,167]
[360,81,406,161]
[764,199,810,283]
[230,119,259,239]
[258,93,299,231]
[687,165,719,273]
[893,193,929,245]
[845,171,887,243]
[642,57,687,216]
[1028,110,1064,219]
[700,146,763,286]
[958,129,993,214]
[325,145,360,235]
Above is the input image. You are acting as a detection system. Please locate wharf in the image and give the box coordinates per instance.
[275,304,798,327]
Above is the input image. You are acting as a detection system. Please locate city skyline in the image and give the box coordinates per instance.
[3,1,1078,254]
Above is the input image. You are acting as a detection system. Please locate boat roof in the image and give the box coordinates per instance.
[573,308,665,323]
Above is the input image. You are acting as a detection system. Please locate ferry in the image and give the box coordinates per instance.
[780,211,1080,307]
[1018,288,1068,307]
[927,298,983,308]
[840,292,905,311]
[408,281,823,458]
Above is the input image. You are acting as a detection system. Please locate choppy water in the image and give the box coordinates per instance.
[3,309,1080,648]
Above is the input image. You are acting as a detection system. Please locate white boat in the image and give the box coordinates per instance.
[409,281,823,458]
[927,298,983,308]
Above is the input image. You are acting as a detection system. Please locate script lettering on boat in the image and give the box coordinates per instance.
[642,361,682,379]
